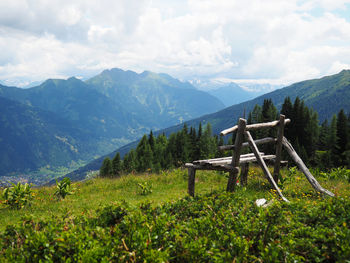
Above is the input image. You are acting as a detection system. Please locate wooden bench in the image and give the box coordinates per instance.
[185,114,334,201]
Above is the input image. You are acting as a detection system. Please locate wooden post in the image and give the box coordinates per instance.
[240,163,249,186]
[245,131,289,202]
[273,114,285,183]
[188,167,196,197]
[218,137,276,151]
[226,118,246,192]
[221,119,291,136]
[282,137,334,197]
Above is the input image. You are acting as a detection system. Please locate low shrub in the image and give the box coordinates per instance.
[2,182,34,209]
[54,177,74,200]
[1,192,349,262]
[137,181,152,196]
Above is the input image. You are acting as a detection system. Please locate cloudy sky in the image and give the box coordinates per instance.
[1,0,350,88]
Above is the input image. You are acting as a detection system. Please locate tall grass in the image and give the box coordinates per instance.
[1,167,349,232]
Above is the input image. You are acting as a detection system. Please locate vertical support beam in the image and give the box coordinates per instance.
[227,118,246,192]
[282,137,334,197]
[245,131,289,202]
[188,167,196,197]
[273,114,285,183]
[240,163,249,186]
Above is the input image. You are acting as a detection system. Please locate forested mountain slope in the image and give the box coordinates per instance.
[86,68,225,128]
[65,70,350,182]
[0,68,224,178]
[0,97,99,175]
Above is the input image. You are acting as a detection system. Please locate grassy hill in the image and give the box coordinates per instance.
[1,167,350,261]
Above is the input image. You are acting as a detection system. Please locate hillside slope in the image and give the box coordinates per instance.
[0,97,100,176]
[0,69,224,179]
[87,68,225,128]
[65,70,350,182]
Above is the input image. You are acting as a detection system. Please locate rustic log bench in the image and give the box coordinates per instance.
[185,114,334,201]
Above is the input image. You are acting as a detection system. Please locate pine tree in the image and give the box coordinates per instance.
[189,127,197,161]
[100,157,113,177]
[318,120,330,151]
[175,125,190,164]
[216,135,225,158]
[154,134,167,169]
[249,104,262,138]
[123,151,136,174]
[148,130,155,152]
[136,135,153,172]
[166,133,177,166]
[329,114,339,166]
[290,97,302,143]
[193,123,202,161]
[336,109,349,166]
[280,97,293,140]
[260,99,277,153]
[112,152,122,177]
[199,123,216,159]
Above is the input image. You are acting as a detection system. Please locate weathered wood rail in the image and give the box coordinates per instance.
[185,114,334,201]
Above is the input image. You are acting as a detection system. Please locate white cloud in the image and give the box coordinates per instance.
[0,0,350,87]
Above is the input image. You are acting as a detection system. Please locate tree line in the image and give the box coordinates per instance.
[100,96,350,177]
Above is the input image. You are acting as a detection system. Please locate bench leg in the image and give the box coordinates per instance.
[188,167,196,197]
[240,163,249,186]
[226,169,239,192]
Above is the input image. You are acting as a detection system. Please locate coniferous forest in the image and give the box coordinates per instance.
[100,96,350,177]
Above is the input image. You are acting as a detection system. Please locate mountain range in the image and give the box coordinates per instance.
[64,69,350,182]
[0,68,224,178]
[207,82,265,107]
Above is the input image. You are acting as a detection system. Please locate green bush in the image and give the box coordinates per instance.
[54,177,74,200]
[137,181,152,196]
[2,182,34,209]
[316,167,350,182]
[1,192,350,262]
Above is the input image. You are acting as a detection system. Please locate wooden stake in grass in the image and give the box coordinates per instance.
[282,136,334,197]
[273,114,285,184]
[245,130,289,202]
[226,118,246,192]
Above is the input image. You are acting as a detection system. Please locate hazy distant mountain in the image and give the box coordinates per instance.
[166,70,350,135]
[208,83,264,106]
[0,68,224,178]
[65,70,350,182]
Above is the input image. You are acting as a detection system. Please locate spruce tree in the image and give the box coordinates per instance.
[336,109,349,166]
[166,133,177,166]
[193,123,202,161]
[112,152,122,177]
[249,104,262,138]
[329,114,339,166]
[189,127,197,161]
[318,120,330,151]
[100,157,113,177]
[123,149,137,173]
[136,135,153,172]
[199,123,216,159]
[280,97,293,140]
[148,130,155,152]
[260,99,277,153]
[154,134,167,169]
